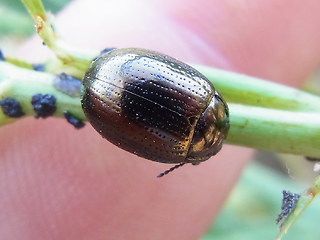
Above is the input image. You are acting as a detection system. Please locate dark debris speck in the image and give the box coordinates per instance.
[276,190,300,224]
[0,98,24,118]
[32,64,45,72]
[100,48,116,55]
[31,94,57,118]
[92,48,116,61]
[305,156,320,162]
[64,111,85,129]
[0,50,4,61]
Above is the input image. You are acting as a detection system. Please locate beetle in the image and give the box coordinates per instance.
[81,48,229,176]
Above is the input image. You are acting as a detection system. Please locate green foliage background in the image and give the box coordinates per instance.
[204,161,320,240]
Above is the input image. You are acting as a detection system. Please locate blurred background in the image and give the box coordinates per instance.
[1,0,320,239]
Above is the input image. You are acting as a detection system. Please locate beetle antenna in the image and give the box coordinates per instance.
[157,163,186,178]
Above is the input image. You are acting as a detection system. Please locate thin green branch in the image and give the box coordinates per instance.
[0,61,84,125]
[227,103,320,158]
[21,0,96,75]
[195,65,320,112]
[1,60,320,159]
[21,0,46,22]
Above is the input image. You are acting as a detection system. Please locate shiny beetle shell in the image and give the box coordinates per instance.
[81,48,229,164]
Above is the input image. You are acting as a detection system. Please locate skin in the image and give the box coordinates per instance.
[2,0,320,239]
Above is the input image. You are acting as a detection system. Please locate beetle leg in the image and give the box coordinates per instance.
[157,163,186,178]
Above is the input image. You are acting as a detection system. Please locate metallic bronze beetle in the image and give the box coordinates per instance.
[81,48,229,176]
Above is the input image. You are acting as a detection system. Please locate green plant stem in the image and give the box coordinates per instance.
[0,61,84,126]
[227,104,320,158]
[21,0,95,75]
[195,65,320,111]
[1,60,320,158]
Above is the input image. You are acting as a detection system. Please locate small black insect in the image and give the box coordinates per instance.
[31,94,56,118]
[276,190,300,225]
[81,48,229,176]
[64,111,85,129]
[32,64,45,72]
[0,98,24,118]
[0,50,4,61]
[53,73,82,97]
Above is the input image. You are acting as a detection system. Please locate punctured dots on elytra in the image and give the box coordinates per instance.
[81,48,230,176]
